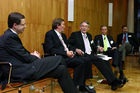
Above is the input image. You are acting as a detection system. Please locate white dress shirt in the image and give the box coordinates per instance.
[81,32,92,55]
[102,35,111,48]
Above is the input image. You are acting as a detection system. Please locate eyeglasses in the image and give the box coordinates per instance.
[19,24,26,26]
[81,25,89,28]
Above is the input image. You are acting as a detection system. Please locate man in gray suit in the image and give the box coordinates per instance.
[117,25,136,65]
[0,12,78,93]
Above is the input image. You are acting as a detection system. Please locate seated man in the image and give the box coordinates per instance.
[0,12,78,93]
[44,18,96,93]
[94,25,127,80]
[68,20,127,90]
[117,25,136,65]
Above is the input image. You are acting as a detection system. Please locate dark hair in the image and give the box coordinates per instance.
[8,12,25,28]
[100,25,108,30]
[80,20,90,27]
[52,18,64,30]
[121,25,127,29]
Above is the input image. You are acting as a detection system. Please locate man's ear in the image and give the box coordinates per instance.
[57,24,60,28]
[13,23,17,28]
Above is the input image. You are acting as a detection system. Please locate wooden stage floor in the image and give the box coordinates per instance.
[93,55,140,93]
[1,55,140,93]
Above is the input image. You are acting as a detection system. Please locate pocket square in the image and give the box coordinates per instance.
[110,40,114,44]
[128,35,132,37]
[91,40,94,44]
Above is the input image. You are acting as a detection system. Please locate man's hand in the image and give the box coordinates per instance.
[67,51,74,58]
[112,47,117,50]
[31,51,41,59]
[119,44,122,48]
[97,46,104,52]
[76,49,84,56]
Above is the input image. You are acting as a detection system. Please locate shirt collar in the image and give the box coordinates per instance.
[10,28,17,35]
[81,32,87,37]
[102,34,106,38]
[54,29,61,37]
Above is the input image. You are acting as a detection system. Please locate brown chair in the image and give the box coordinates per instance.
[0,62,55,93]
[0,62,12,90]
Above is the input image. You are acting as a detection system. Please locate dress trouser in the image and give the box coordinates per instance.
[118,43,132,61]
[104,49,123,71]
[33,56,78,93]
[65,56,86,86]
[82,54,117,85]
[43,65,78,93]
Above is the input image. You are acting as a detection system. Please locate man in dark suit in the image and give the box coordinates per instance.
[0,12,78,93]
[94,25,127,81]
[68,21,126,90]
[44,18,96,93]
[117,25,136,64]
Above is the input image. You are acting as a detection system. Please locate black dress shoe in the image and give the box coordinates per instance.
[79,85,96,93]
[119,74,128,84]
[111,79,124,90]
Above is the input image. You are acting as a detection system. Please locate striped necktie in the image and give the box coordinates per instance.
[58,35,69,51]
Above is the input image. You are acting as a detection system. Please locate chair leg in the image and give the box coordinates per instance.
[50,79,54,93]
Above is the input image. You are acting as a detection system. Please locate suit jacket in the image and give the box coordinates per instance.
[68,31,96,54]
[44,30,69,57]
[0,29,60,84]
[94,35,116,48]
[117,32,135,46]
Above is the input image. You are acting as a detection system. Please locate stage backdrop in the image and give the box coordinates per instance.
[0,0,128,56]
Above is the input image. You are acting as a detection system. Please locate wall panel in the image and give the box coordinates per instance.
[0,0,67,55]
[68,0,127,40]
[0,0,127,56]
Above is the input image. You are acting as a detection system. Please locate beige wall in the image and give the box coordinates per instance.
[0,0,128,56]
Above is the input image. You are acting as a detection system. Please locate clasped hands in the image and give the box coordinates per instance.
[67,49,85,58]
[97,46,117,52]
[31,51,41,59]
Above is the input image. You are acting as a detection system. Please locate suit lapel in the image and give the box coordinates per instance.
[78,31,85,49]
[52,30,63,45]
[52,30,68,50]
[107,35,111,45]
[62,34,69,47]
[7,29,30,53]
[99,35,104,47]
[87,33,92,48]
[8,29,22,44]
[15,35,22,44]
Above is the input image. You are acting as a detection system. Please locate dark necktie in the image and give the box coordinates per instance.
[123,34,126,43]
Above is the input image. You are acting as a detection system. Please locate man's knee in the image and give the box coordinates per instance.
[54,56,67,65]
[57,65,67,72]
[56,65,70,78]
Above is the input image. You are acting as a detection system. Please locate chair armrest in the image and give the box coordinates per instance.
[0,62,12,90]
